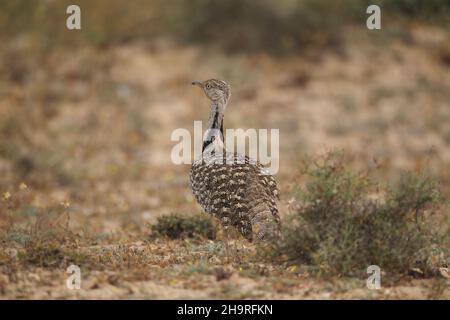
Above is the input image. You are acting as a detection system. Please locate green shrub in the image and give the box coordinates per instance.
[272,152,448,278]
[151,213,216,240]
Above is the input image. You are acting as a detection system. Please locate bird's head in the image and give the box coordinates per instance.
[191,79,231,103]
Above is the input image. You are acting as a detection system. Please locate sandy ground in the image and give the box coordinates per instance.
[0,26,449,299]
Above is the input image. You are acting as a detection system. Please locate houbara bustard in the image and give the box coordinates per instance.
[190,79,280,242]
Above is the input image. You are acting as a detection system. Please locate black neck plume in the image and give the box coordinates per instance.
[202,104,225,151]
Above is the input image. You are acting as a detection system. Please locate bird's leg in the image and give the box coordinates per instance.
[223,226,231,264]
[235,238,244,265]
[224,226,230,264]
[229,237,241,265]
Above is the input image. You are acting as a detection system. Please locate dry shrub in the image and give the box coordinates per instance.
[151,213,216,240]
[271,152,448,278]
[0,186,90,269]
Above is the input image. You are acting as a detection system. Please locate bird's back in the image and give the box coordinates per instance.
[190,151,279,241]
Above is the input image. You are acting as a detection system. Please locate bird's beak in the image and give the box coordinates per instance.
[191,80,203,87]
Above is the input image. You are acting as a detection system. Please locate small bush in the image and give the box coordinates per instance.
[1,200,76,246]
[272,152,448,278]
[151,214,216,240]
[0,186,90,269]
[18,242,90,268]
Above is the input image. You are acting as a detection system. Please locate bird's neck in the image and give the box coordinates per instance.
[202,98,227,152]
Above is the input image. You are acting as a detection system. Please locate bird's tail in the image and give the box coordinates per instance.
[248,202,281,242]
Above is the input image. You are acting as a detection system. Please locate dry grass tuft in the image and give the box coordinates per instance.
[151,214,216,240]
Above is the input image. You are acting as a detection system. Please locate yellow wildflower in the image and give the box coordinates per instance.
[61,200,71,208]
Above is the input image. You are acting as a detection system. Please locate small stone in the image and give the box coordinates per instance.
[5,248,18,259]
[439,267,450,279]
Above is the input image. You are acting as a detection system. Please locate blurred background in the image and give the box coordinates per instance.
[0,0,449,237]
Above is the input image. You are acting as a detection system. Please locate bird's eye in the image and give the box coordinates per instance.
[205,84,211,89]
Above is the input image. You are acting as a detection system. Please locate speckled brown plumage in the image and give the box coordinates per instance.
[189,79,280,241]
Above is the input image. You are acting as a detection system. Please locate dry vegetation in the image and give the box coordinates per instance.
[269,153,448,279]
[0,1,449,299]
